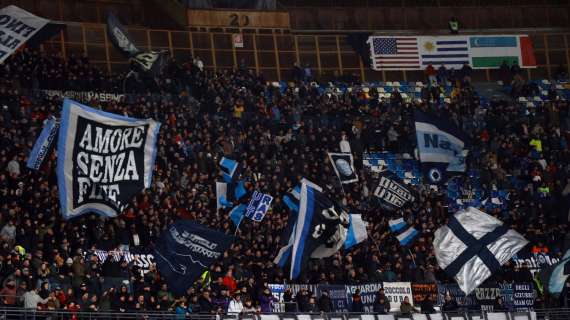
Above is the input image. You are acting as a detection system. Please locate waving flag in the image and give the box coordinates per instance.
[56,99,160,220]
[415,110,469,185]
[433,207,528,294]
[154,220,233,295]
[27,117,59,170]
[374,172,417,211]
[389,218,419,247]
[344,214,368,250]
[328,153,358,184]
[283,180,350,279]
[540,248,570,297]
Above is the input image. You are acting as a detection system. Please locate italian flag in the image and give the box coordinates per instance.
[470,35,536,69]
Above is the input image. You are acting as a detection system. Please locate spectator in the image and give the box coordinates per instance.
[400,296,418,315]
[228,293,243,315]
[448,17,459,34]
[441,293,458,312]
[351,289,364,313]
[317,290,333,312]
[420,295,436,314]
[22,286,49,310]
[258,288,277,313]
[493,296,506,312]
[373,289,390,314]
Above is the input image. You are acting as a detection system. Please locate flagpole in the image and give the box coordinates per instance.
[408,248,417,267]
[234,216,244,236]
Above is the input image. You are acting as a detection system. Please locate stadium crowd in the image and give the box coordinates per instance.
[0,48,569,315]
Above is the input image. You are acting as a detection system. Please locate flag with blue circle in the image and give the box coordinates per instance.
[414,110,469,185]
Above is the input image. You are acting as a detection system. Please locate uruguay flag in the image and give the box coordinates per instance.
[414,110,469,185]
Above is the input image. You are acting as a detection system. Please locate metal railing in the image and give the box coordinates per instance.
[0,308,566,320]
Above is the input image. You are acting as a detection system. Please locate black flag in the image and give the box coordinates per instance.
[373,172,417,211]
[328,153,358,184]
[56,99,160,220]
[106,13,167,74]
[154,220,234,295]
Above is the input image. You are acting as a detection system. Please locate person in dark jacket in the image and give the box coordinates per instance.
[442,293,458,312]
[420,295,436,314]
[493,296,506,312]
[198,290,215,313]
[317,290,333,312]
[372,292,390,314]
[351,289,364,313]
[283,288,296,312]
[295,289,311,312]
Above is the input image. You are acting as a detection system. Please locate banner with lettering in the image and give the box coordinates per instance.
[513,283,535,311]
[268,284,285,312]
[245,191,273,222]
[437,283,478,310]
[499,282,514,310]
[383,282,414,312]
[0,6,50,63]
[40,90,126,103]
[474,283,500,311]
[345,282,383,312]
[56,99,160,219]
[411,283,438,305]
[317,285,349,312]
[513,251,560,275]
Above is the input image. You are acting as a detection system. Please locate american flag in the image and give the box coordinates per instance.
[369,37,420,70]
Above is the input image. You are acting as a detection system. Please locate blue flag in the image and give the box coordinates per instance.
[388,218,419,247]
[415,110,469,184]
[27,116,59,170]
[154,220,234,295]
[219,157,238,183]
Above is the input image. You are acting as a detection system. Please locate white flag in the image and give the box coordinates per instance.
[433,207,528,294]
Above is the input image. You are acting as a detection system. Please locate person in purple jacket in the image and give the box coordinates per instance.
[258,288,278,313]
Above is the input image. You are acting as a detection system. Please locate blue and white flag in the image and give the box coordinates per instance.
[288,180,349,279]
[540,249,570,296]
[419,37,470,69]
[219,157,238,183]
[433,207,528,294]
[245,191,273,222]
[229,204,246,227]
[415,110,469,185]
[344,214,368,250]
[388,218,419,247]
[27,116,59,170]
[154,220,233,295]
[56,99,160,220]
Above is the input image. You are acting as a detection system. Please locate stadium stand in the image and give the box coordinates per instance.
[0,0,569,319]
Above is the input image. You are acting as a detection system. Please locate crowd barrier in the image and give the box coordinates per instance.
[0,308,555,320]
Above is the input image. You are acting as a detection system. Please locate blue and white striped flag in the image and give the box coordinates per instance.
[389,218,419,247]
[419,36,470,69]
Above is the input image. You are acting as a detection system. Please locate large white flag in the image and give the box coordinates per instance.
[433,207,528,294]
[0,6,50,63]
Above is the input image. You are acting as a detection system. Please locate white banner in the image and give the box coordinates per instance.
[0,6,49,63]
[383,281,414,312]
[41,90,126,102]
